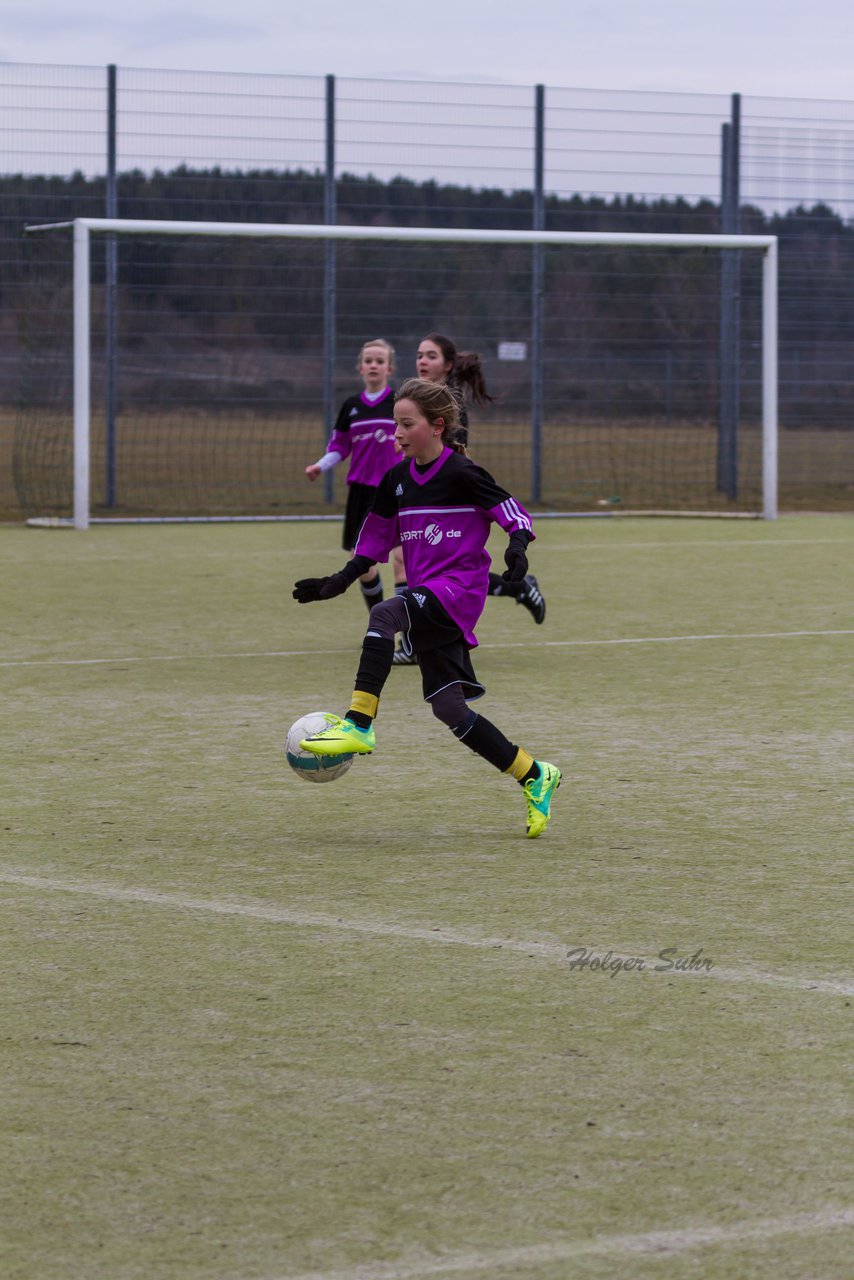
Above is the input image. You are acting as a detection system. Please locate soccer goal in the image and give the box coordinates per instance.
[17,218,778,527]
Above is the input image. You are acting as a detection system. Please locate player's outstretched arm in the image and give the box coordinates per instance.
[293,554,376,604]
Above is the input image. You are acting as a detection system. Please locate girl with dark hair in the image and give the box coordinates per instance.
[292,377,561,839]
[416,331,494,445]
[413,332,546,626]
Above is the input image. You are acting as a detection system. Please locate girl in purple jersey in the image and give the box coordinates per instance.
[305,339,404,611]
[415,331,493,448]
[293,377,562,839]
[415,331,546,627]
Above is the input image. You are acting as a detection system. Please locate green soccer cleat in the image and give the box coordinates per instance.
[300,714,376,757]
[523,761,562,838]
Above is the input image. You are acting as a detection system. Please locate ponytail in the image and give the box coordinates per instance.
[450,350,494,408]
[421,331,493,407]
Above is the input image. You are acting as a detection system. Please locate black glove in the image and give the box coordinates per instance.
[502,540,529,583]
[292,572,349,604]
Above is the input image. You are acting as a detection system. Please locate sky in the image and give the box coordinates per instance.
[3,0,854,101]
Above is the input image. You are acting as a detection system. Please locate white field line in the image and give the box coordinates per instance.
[270,1207,854,1280]
[538,537,854,550]
[4,537,852,565]
[2,873,852,997]
[0,646,353,668]
[2,628,853,670]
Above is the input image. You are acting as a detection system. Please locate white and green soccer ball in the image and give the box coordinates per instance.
[285,711,354,783]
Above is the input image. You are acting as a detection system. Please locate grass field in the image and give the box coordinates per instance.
[2,514,853,1280]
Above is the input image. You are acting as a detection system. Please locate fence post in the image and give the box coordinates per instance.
[718,92,741,499]
[105,63,118,508]
[323,74,336,506]
[531,83,545,504]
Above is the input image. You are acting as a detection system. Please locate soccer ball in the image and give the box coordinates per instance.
[285,711,354,784]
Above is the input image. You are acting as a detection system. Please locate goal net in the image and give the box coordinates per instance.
[15,219,778,527]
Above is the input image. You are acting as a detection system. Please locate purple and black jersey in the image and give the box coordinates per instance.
[355,446,534,647]
[327,387,398,487]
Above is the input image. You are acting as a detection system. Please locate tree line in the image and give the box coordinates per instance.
[3,168,854,423]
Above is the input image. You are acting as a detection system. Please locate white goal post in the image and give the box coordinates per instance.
[26,217,779,527]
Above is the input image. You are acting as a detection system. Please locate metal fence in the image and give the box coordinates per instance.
[3,63,854,517]
[7,67,854,211]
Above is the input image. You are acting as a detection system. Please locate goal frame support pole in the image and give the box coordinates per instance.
[73,220,91,531]
[761,238,779,521]
[28,217,778,529]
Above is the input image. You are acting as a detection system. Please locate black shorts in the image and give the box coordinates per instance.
[342,481,377,551]
[399,586,485,703]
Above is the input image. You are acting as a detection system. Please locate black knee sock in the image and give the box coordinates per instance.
[451,709,518,772]
[360,574,384,612]
[351,634,395,716]
[488,571,522,599]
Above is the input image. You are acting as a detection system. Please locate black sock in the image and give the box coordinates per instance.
[394,580,407,596]
[451,710,517,772]
[360,574,384,611]
[520,761,541,785]
[354,634,395,700]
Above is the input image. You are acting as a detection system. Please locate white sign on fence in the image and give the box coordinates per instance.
[497,341,528,361]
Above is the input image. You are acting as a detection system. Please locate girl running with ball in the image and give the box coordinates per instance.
[293,377,561,838]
